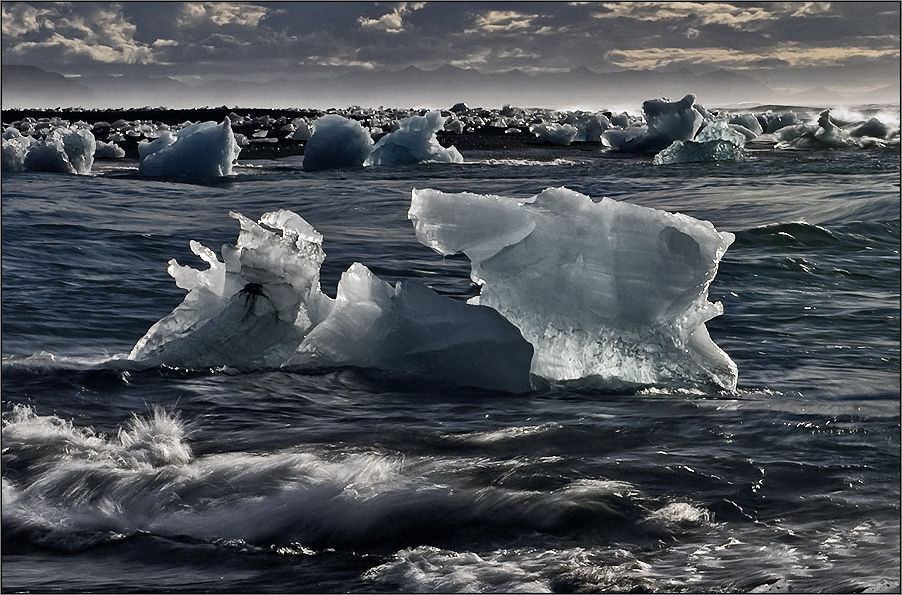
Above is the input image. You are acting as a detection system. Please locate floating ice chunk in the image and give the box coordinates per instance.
[94,140,126,159]
[570,112,611,142]
[602,126,651,151]
[289,119,313,141]
[603,94,705,153]
[129,210,330,369]
[443,117,465,134]
[642,94,705,144]
[529,122,579,146]
[365,111,463,166]
[759,110,801,134]
[303,115,374,171]
[728,114,763,137]
[409,187,738,392]
[288,263,533,392]
[8,127,96,175]
[1,127,34,172]
[138,119,240,178]
[653,119,746,165]
[773,110,867,150]
[813,110,860,148]
[844,117,896,140]
[130,210,533,392]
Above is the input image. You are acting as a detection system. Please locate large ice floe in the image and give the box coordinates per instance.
[409,187,738,392]
[2,125,95,174]
[365,111,463,166]
[128,210,534,393]
[138,119,240,177]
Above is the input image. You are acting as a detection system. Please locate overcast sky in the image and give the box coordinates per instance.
[2,1,899,80]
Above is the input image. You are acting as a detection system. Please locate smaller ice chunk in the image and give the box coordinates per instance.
[529,122,579,146]
[570,112,611,142]
[365,111,463,166]
[813,110,859,148]
[303,115,374,171]
[604,94,705,153]
[773,110,869,150]
[643,94,705,143]
[12,127,96,175]
[1,127,34,172]
[289,119,313,141]
[653,119,746,165]
[129,210,330,369]
[760,111,801,134]
[845,117,893,139]
[288,263,533,392]
[94,140,126,159]
[138,119,240,178]
[728,114,763,137]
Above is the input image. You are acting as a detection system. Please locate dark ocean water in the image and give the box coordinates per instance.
[2,133,900,592]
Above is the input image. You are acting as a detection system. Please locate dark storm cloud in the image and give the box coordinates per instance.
[1,1,898,79]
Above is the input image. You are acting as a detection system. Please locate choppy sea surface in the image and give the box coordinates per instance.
[2,120,900,592]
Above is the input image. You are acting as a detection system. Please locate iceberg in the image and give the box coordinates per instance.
[303,115,374,171]
[95,140,126,159]
[408,187,738,392]
[365,111,463,166]
[569,112,611,143]
[728,114,763,138]
[138,119,240,178]
[603,94,706,153]
[1,127,34,172]
[529,122,579,146]
[653,119,747,165]
[287,263,533,392]
[129,210,533,393]
[2,126,95,174]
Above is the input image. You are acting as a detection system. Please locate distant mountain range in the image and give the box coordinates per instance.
[2,64,898,112]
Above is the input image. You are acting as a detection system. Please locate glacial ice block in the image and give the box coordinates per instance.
[287,263,533,392]
[365,111,463,166]
[129,210,331,369]
[129,210,534,392]
[409,187,738,392]
[653,119,747,165]
[303,115,374,171]
[1,128,33,172]
[138,119,240,178]
[529,122,579,146]
[604,94,707,154]
[2,127,96,174]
